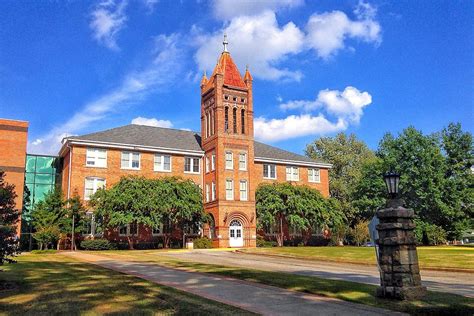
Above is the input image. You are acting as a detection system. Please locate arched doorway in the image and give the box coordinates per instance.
[229,219,243,247]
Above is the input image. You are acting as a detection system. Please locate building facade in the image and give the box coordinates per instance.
[59,42,331,248]
[0,118,28,236]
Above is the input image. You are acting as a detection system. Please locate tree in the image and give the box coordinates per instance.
[0,171,20,265]
[350,220,370,246]
[256,183,344,246]
[31,188,85,250]
[91,176,205,249]
[306,133,376,225]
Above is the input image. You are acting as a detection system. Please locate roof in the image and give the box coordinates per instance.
[64,124,329,167]
[204,52,247,91]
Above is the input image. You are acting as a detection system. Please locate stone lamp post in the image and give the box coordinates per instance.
[375,172,427,300]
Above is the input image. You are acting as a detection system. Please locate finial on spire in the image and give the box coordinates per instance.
[223,34,229,52]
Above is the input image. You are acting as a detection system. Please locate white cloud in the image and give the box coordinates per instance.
[257,86,372,141]
[255,114,347,142]
[29,34,183,155]
[131,116,173,128]
[142,0,159,12]
[194,11,304,81]
[306,1,381,58]
[195,1,381,81]
[212,0,304,20]
[90,0,128,50]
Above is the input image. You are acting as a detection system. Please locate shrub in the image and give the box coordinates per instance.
[31,249,57,254]
[415,220,447,245]
[350,220,370,246]
[80,239,114,250]
[193,237,212,249]
[256,236,277,247]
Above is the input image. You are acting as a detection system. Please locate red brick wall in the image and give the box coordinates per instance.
[0,118,28,235]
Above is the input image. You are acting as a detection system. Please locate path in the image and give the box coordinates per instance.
[63,252,396,316]
[164,250,474,298]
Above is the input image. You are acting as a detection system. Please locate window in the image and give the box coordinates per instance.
[154,154,171,172]
[233,96,237,102]
[233,107,237,133]
[119,222,138,236]
[263,164,276,179]
[211,110,215,135]
[152,224,163,236]
[184,157,200,173]
[308,168,321,183]
[224,107,229,132]
[86,148,107,167]
[225,151,233,170]
[241,109,245,134]
[84,177,105,200]
[239,153,247,170]
[226,179,234,200]
[211,154,216,171]
[206,156,210,173]
[121,151,140,169]
[211,182,216,201]
[240,180,248,201]
[286,166,299,181]
[206,184,210,202]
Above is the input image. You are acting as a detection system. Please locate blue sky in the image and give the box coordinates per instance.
[0,0,472,155]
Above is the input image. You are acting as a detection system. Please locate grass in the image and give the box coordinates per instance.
[89,250,474,315]
[242,246,474,271]
[0,252,254,316]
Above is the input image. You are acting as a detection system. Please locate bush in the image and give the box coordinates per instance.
[256,236,277,247]
[31,249,57,254]
[80,239,115,250]
[193,237,212,249]
[350,220,370,246]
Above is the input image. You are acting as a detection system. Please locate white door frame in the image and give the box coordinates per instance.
[229,219,244,247]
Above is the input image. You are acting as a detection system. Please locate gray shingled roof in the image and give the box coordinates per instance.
[66,124,327,165]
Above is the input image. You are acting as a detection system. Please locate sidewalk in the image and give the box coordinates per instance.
[63,252,398,316]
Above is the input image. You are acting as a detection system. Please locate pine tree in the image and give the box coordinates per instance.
[0,171,21,265]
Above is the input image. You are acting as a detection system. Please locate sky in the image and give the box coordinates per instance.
[0,0,473,156]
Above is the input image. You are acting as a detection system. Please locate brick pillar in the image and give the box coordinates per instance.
[375,199,427,300]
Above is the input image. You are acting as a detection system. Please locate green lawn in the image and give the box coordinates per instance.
[243,246,474,271]
[0,253,253,316]
[89,250,474,315]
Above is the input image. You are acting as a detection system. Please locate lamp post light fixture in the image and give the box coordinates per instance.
[383,171,400,199]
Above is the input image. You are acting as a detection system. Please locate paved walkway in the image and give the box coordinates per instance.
[63,252,396,316]
[164,250,474,298]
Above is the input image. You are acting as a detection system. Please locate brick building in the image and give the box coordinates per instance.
[59,40,331,248]
[0,118,29,236]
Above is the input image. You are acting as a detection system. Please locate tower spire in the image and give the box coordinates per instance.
[223,34,228,52]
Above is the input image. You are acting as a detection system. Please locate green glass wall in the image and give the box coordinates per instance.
[23,154,61,219]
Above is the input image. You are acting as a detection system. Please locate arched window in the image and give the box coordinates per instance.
[230,219,242,227]
[241,109,245,134]
[211,110,215,135]
[208,214,216,239]
[233,107,237,133]
[206,112,210,137]
[224,107,229,132]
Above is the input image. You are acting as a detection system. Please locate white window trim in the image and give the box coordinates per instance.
[121,151,141,170]
[152,224,164,236]
[85,148,107,168]
[286,166,299,181]
[239,180,248,201]
[211,154,216,171]
[119,223,139,236]
[184,157,201,174]
[226,179,234,200]
[308,168,321,183]
[84,177,106,201]
[263,164,277,180]
[154,154,172,172]
[225,151,233,170]
[239,152,247,171]
[211,182,216,201]
[206,156,210,173]
[205,184,210,202]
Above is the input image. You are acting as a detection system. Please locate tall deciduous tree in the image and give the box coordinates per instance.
[256,183,344,246]
[306,133,376,225]
[0,171,20,265]
[91,176,204,249]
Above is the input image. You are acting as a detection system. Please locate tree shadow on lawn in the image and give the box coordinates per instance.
[165,261,474,316]
[0,256,253,316]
